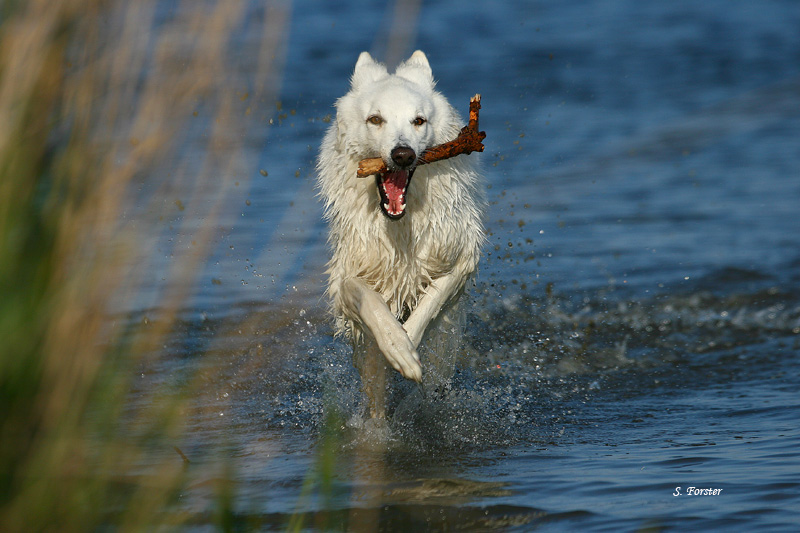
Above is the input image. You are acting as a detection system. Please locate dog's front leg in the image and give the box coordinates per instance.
[341,277,422,382]
[403,269,468,349]
[352,339,389,419]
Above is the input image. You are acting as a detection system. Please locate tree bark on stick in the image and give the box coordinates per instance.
[356,94,486,177]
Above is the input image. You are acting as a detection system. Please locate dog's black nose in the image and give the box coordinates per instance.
[391,146,416,168]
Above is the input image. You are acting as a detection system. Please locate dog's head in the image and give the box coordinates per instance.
[335,51,457,220]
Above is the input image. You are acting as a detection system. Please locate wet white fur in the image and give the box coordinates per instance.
[316,51,485,417]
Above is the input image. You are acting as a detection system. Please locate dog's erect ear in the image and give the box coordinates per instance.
[351,52,388,90]
[395,50,434,88]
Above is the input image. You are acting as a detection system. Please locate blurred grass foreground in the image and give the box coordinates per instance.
[0,0,285,529]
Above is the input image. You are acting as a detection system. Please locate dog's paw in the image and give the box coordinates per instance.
[384,342,422,382]
[374,324,422,382]
[400,353,423,382]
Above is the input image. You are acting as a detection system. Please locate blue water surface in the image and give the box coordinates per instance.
[131,0,800,530]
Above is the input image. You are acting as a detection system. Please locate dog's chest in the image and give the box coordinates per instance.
[346,213,453,311]
[379,217,449,278]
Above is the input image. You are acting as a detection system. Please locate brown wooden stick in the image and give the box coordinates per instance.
[356,94,486,177]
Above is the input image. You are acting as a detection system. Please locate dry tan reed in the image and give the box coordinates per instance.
[0,1,286,529]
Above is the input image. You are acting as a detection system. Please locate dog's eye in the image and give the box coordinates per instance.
[412,116,427,126]
[367,115,384,126]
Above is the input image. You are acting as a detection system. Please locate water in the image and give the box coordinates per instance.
[127,0,800,530]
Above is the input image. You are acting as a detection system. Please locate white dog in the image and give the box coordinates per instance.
[317,51,485,419]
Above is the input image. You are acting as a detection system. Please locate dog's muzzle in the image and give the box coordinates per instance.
[376,146,416,220]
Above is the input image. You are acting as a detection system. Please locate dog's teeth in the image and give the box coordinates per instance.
[383,202,390,212]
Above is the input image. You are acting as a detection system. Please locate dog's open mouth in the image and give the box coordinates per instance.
[376,169,414,219]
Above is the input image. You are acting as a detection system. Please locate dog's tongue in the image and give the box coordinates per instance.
[382,171,408,216]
